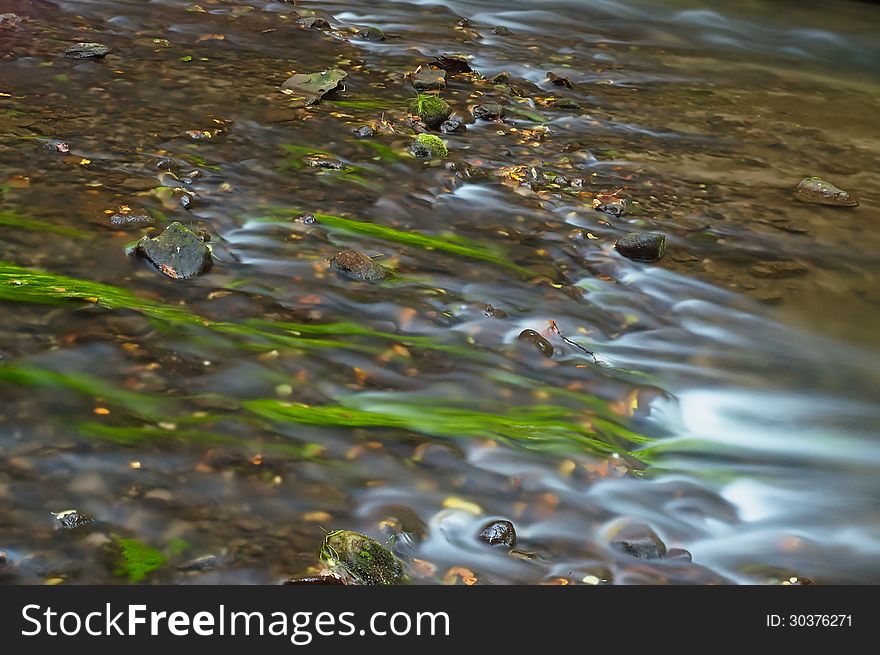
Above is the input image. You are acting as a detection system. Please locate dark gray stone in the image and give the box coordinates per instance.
[615,232,666,262]
[473,103,504,121]
[134,222,213,279]
[64,43,110,59]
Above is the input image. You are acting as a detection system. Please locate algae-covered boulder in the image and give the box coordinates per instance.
[319,530,405,585]
[410,133,447,159]
[794,176,858,207]
[134,222,213,279]
[409,94,452,128]
[281,69,347,105]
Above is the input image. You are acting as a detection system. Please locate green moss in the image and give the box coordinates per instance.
[411,133,448,159]
[112,538,167,583]
[243,395,648,457]
[0,210,90,238]
[407,94,451,126]
[254,210,532,276]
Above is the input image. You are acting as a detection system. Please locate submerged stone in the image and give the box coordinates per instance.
[319,530,404,585]
[410,133,448,159]
[440,118,466,134]
[42,139,70,154]
[411,66,447,91]
[492,25,513,36]
[611,524,667,560]
[355,26,386,41]
[473,103,504,121]
[518,329,553,357]
[593,194,627,216]
[409,94,452,128]
[64,43,110,59]
[298,17,331,30]
[52,509,95,530]
[134,222,213,280]
[281,69,347,105]
[110,210,154,228]
[433,54,473,75]
[330,248,389,282]
[353,125,375,138]
[794,176,858,207]
[478,520,517,547]
[615,232,666,262]
[552,97,581,111]
[750,260,808,279]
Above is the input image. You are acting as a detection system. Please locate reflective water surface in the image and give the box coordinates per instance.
[1,0,878,584]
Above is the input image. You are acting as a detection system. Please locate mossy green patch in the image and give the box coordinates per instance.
[112,538,167,583]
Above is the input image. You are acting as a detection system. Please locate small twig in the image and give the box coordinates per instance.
[548,320,599,363]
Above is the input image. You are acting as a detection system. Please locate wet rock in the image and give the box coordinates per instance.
[439,119,466,136]
[285,575,346,585]
[457,18,470,28]
[750,260,808,279]
[178,192,196,210]
[611,524,667,560]
[319,530,404,585]
[42,140,70,154]
[298,17,331,30]
[546,71,573,88]
[176,555,219,572]
[409,94,452,128]
[295,213,317,224]
[64,43,110,60]
[473,103,505,121]
[0,551,10,576]
[490,72,510,84]
[305,155,346,170]
[518,329,554,357]
[411,133,448,159]
[281,69,347,105]
[0,13,22,28]
[52,509,95,530]
[615,232,666,262]
[666,548,692,562]
[447,161,488,182]
[412,66,447,91]
[109,209,154,228]
[484,304,508,319]
[353,125,375,138]
[478,520,517,547]
[355,26,386,41]
[432,54,473,75]
[330,248,390,282]
[551,97,581,110]
[492,25,513,36]
[794,176,858,207]
[133,222,213,280]
[593,194,627,216]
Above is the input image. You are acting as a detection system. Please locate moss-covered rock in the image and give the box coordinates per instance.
[355,26,386,42]
[319,530,404,585]
[409,94,452,128]
[410,133,448,159]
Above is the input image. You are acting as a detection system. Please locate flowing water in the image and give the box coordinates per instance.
[0,0,878,584]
